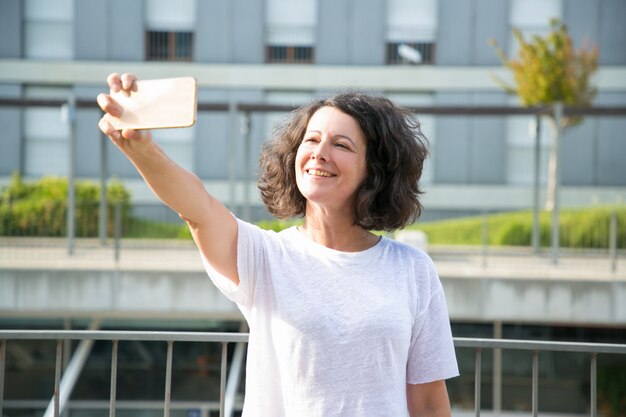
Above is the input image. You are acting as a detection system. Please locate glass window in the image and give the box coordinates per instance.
[145,0,196,31]
[265,0,316,63]
[24,0,74,60]
[23,87,71,177]
[145,0,195,61]
[509,0,563,56]
[385,0,438,65]
[152,126,195,173]
[505,100,551,185]
[146,31,193,61]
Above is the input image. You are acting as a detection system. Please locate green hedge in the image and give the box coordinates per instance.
[410,207,626,249]
[0,172,130,237]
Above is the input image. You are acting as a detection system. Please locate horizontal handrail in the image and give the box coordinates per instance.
[2,330,625,353]
[0,330,248,343]
[454,336,626,354]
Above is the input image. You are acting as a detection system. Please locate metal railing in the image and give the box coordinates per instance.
[1,330,625,417]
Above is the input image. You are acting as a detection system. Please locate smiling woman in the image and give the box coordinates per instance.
[98,77,458,416]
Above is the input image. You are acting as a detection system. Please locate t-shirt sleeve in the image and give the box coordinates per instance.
[200,218,266,308]
[406,257,460,384]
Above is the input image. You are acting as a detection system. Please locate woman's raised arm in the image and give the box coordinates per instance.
[97,73,239,285]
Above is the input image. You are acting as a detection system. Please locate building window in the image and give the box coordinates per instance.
[146,31,193,61]
[385,42,435,65]
[386,0,437,65]
[266,45,314,64]
[509,0,563,56]
[145,0,195,61]
[23,87,71,177]
[24,0,74,60]
[265,0,316,64]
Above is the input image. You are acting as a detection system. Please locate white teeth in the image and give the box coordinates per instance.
[308,169,333,177]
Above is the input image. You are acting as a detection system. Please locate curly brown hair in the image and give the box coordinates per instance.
[257,92,429,232]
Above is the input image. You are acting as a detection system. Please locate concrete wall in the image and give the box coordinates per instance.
[0,269,241,320]
[2,268,624,326]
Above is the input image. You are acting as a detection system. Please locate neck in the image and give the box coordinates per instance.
[300,204,379,252]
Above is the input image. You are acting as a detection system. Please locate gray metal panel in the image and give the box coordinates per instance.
[469,94,507,184]
[74,0,107,60]
[350,0,385,65]
[561,120,596,186]
[75,109,103,177]
[0,108,21,175]
[433,93,472,183]
[195,113,230,178]
[317,0,350,65]
[109,0,144,61]
[436,0,474,65]
[598,0,626,65]
[564,0,600,48]
[0,0,21,58]
[195,0,264,64]
[473,0,508,65]
[195,0,231,63]
[231,0,264,64]
[595,93,626,186]
[0,84,22,175]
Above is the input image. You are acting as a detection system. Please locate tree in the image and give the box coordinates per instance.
[490,18,598,211]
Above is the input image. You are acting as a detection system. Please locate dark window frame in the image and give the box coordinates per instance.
[385,41,436,65]
[265,45,315,64]
[146,31,194,62]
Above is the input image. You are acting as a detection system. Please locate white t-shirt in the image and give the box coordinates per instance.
[202,219,459,417]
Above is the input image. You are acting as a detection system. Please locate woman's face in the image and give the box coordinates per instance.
[295,106,368,213]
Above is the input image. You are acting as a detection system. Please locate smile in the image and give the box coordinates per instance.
[306,169,335,178]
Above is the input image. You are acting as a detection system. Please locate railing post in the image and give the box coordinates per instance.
[109,340,118,417]
[492,322,502,414]
[531,115,542,254]
[481,212,489,268]
[220,342,229,417]
[0,339,5,417]
[63,95,77,256]
[551,103,563,265]
[590,353,597,417]
[474,348,482,417]
[114,202,122,263]
[164,340,173,417]
[99,132,109,246]
[532,350,539,417]
[609,210,617,273]
[54,339,63,417]
[228,99,238,216]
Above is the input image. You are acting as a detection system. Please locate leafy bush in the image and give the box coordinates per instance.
[0,172,130,237]
[410,207,626,249]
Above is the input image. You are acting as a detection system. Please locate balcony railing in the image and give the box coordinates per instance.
[1,330,625,417]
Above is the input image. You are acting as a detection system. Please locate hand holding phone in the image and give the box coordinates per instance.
[107,77,197,130]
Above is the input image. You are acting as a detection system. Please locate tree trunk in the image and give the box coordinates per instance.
[545,116,559,212]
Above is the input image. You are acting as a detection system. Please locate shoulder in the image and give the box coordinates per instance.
[385,237,436,270]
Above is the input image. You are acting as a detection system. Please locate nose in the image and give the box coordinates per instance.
[311,139,329,161]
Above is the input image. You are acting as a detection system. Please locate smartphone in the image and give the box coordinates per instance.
[108,77,197,130]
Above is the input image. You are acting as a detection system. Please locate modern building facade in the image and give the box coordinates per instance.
[0,0,625,221]
[1,1,626,416]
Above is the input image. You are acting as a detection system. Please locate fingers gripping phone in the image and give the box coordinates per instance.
[108,77,197,130]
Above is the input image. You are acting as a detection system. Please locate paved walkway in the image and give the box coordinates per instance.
[1,237,623,280]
